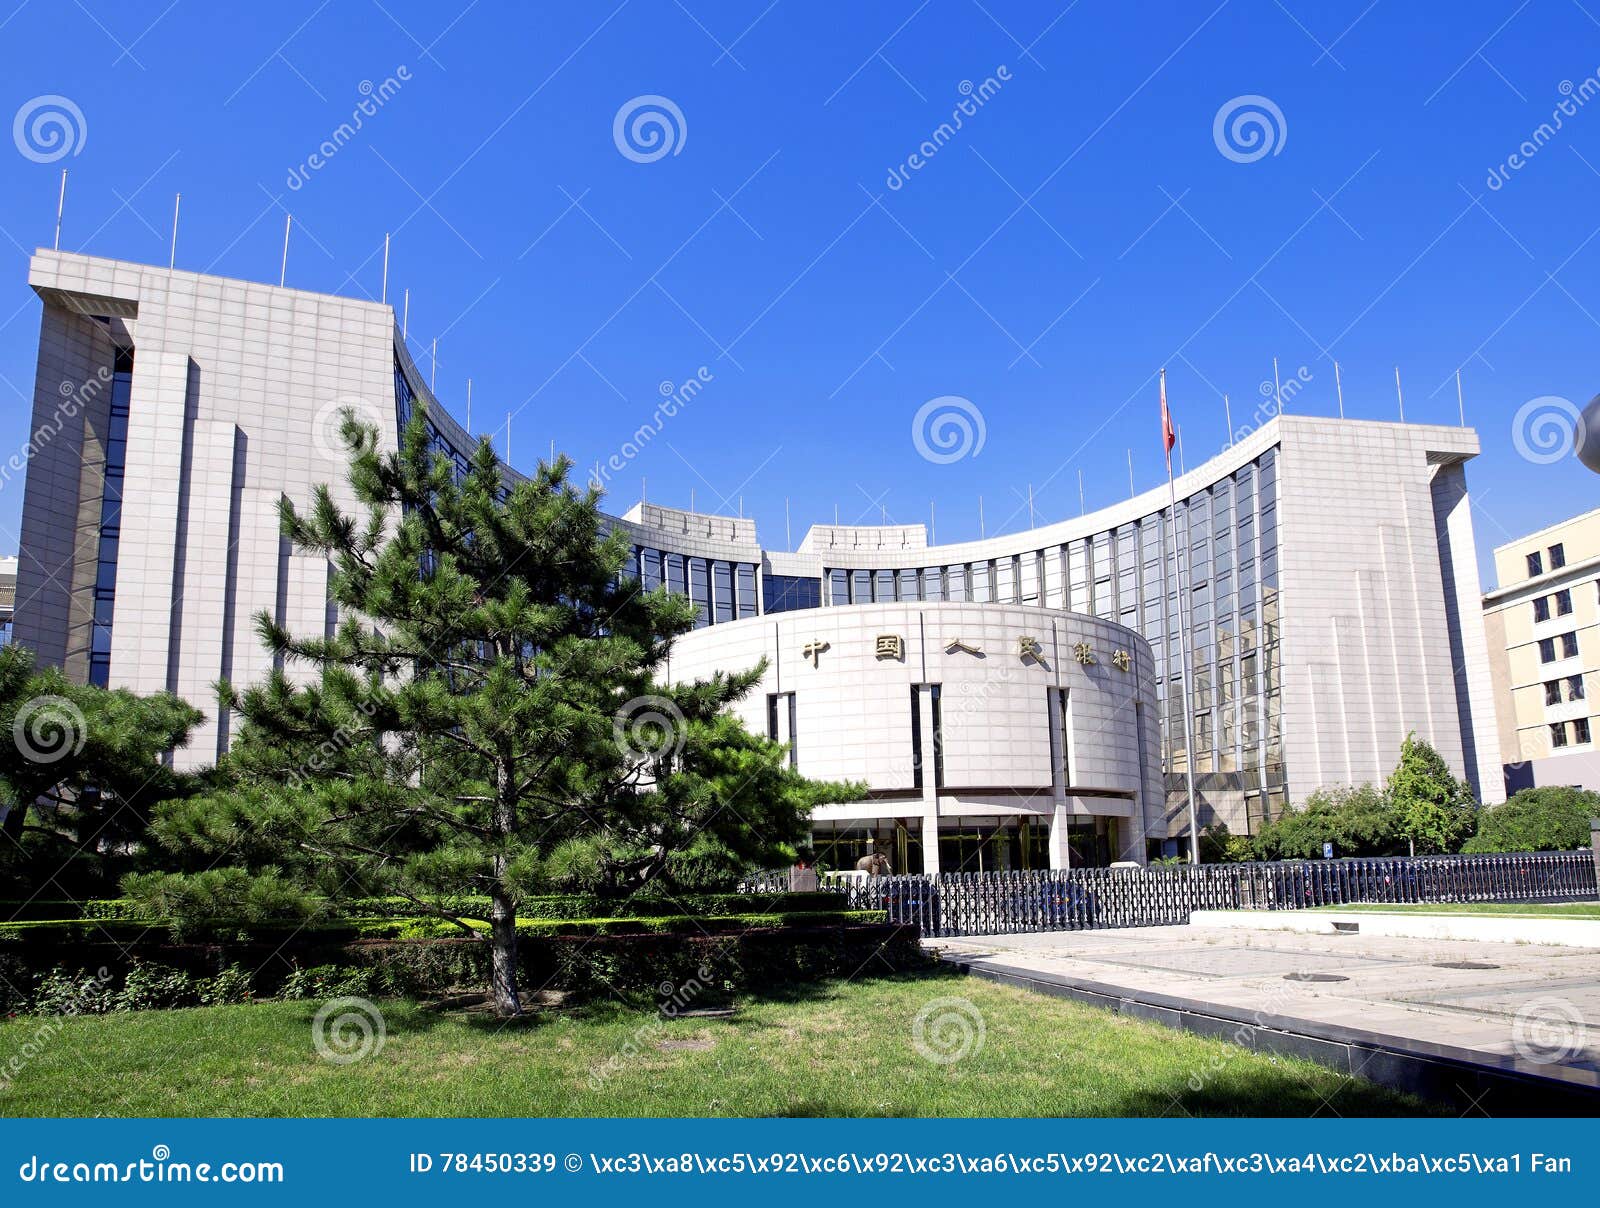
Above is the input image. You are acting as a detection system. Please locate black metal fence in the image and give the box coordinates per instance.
[746,852,1598,938]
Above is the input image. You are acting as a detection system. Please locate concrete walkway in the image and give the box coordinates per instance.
[933,924,1600,1110]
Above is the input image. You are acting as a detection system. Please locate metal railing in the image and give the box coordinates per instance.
[744,852,1597,938]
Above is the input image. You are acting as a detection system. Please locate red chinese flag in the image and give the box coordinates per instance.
[1160,372,1176,471]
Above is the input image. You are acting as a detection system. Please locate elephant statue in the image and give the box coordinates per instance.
[855,851,891,876]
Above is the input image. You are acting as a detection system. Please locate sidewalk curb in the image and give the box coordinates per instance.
[943,952,1600,1115]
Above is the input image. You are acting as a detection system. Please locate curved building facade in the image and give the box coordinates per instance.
[664,602,1160,872]
[13,251,1503,869]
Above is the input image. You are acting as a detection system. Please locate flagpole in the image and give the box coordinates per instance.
[1161,368,1201,865]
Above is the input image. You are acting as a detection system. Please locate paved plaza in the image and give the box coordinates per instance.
[934,924,1600,1077]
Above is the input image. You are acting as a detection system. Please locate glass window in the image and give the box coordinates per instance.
[640,548,662,591]
[736,563,757,618]
[1576,717,1592,744]
[947,564,967,602]
[1556,589,1573,616]
[874,569,894,602]
[1550,543,1567,569]
[1534,596,1551,623]
[898,568,919,602]
[1562,632,1579,659]
[688,558,710,627]
[826,568,847,606]
[1568,675,1586,702]
[1528,551,1544,577]
[665,553,686,597]
[1551,722,1568,748]
[1546,680,1562,706]
[850,569,870,604]
[923,566,943,601]
[1539,637,1556,663]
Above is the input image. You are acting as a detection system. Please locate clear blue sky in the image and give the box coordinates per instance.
[0,0,1596,589]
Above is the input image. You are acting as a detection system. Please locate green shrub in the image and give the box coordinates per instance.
[197,964,254,1006]
[1463,787,1600,853]
[1252,784,1404,860]
[30,967,116,1015]
[278,964,384,1000]
[115,961,197,1011]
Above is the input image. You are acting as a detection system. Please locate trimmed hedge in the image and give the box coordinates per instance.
[0,920,928,1013]
[4,891,849,926]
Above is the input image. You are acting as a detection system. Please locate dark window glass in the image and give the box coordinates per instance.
[1550,543,1567,569]
[1551,722,1568,749]
[1534,596,1551,623]
[736,564,758,618]
[1562,632,1579,658]
[1539,637,1556,663]
[712,561,734,623]
[1575,717,1591,744]
[1568,675,1586,702]
[1528,551,1544,577]
[1546,680,1562,706]
[1556,589,1573,616]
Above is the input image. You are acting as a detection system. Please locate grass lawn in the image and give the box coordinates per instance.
[1311,901,1600,919]
[0,972,1429,1117]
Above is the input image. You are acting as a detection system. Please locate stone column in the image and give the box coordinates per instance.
[1048,800,1072,870]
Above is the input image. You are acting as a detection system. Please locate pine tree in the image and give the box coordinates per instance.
[146,407,858,1016]
[0,643,201,893]
[1386,731,1477,855]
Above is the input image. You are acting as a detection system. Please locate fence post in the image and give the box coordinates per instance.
[1591,819,1600,893]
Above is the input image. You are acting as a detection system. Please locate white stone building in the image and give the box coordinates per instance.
[12,251,1504,869]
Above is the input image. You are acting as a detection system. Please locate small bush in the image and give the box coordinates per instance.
[115,960,196,1011]
[31,967,116,1016]
[1464,787,1600,853]
[197,964,254,1006]
[279,964,383,1001]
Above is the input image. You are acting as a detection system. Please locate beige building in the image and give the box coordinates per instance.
[1483,508,1600,792]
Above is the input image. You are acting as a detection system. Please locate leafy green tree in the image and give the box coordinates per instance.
[143,406,859,1016]
[1386,731,1477,855]
[1250,783,1402,860]
[1198,821,1257,863]
[0,644,201,894]
[1463,786,1599,853]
